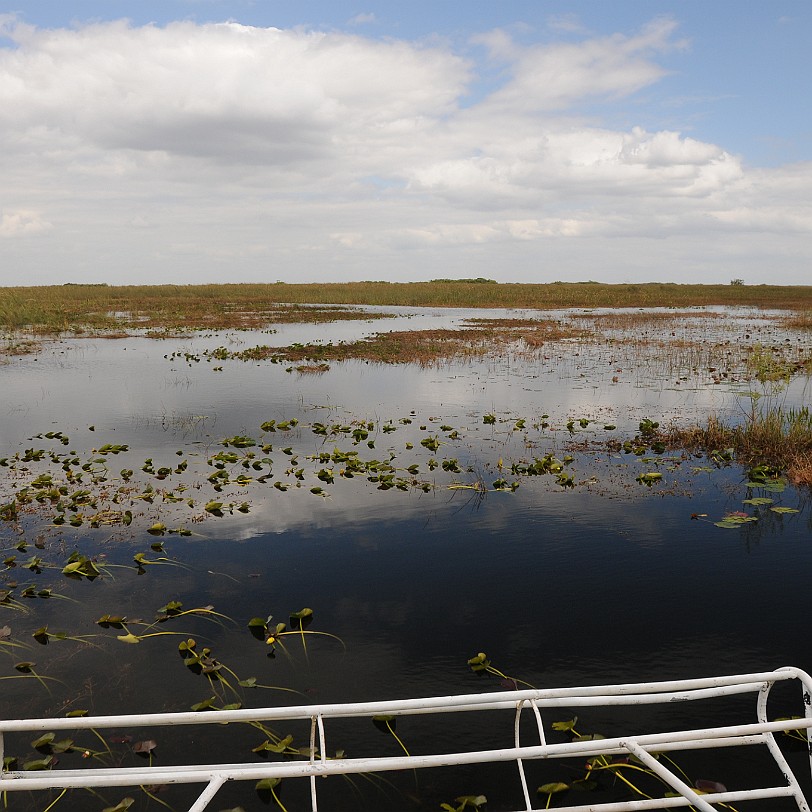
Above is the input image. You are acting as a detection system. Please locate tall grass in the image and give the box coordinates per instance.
[2,282,812,332]
[665,407,812,486]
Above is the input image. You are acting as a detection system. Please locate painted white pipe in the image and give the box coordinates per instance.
[0,668,809,812]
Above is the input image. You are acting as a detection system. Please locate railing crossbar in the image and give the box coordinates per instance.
[0,672,796,735]
[1,668,810,812]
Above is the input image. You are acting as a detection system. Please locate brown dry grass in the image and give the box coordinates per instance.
[0,339,42,355]
[232,318,590,365]
[663,412,812,487]
[464,317,590,348]
[234,328,505,365]
[780,311,812,331]
[788,453,812,487]
[576,310,724,328]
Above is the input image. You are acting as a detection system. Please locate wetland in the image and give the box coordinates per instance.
[1,283,812,811]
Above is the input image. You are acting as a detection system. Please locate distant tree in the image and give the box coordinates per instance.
[730,278,745,286]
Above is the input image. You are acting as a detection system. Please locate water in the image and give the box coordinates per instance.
[1,306,811,810]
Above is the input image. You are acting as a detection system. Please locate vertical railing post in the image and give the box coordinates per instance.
[757,672,812,812]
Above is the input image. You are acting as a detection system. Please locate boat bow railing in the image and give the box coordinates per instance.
[2,666,811,811]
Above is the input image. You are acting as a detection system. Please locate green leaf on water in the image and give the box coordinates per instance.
[253,734,293,754]
[746,479,786,493]
[31,732,55,751]
[742,497,773,505]
[770,506,800,514]
[191,696,218,711]
[636,471,662,485]
[714,513,759,528]
[102,798,135,812]
[538,783,569,795]
[23,756,53,771]
[290,608,313,621]
[97,615,126,628]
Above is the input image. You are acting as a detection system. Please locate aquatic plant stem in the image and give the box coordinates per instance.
[271,784,290,812]
[41,788,68,812]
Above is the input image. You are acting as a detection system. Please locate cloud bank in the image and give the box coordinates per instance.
[0,15,809,284]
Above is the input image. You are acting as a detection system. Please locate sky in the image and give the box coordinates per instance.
[1,1,810,287]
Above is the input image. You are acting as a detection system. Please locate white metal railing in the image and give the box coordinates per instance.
[1,667,811,811]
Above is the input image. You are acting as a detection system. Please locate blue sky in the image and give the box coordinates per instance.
[1,1,810,285]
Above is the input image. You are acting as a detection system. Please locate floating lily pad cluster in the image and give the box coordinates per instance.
[0,410,632,545]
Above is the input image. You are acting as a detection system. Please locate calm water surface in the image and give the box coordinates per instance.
[1,306,810,810]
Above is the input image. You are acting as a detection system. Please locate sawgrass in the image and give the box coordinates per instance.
[2,282,812,333]
[665,409,812,487]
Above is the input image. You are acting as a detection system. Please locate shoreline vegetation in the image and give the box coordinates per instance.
[2,280,812,486]
[1,280,812,334]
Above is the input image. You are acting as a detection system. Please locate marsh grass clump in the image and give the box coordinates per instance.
[663,408,812,487]
[780,310,812,331]
[233,328,507,365]
[463,317,590,349]
[229,320,589,365]
[1,338,42,356]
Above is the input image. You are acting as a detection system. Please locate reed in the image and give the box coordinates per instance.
[665,406,812,486]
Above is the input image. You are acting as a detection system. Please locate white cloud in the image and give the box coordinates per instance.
[546,13,589,35]
[0,18,469,166]
[0,210,52,238]
[474,17,685,112]
[0,15,808,285]
[348,13,376,26]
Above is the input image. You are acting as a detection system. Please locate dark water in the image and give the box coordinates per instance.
[1,307,811,810]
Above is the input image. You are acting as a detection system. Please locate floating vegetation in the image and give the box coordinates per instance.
[2,406,638,549]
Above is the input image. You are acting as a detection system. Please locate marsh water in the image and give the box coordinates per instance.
[1,305,812,811]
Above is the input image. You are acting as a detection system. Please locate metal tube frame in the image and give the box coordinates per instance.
[1,666,811,811]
